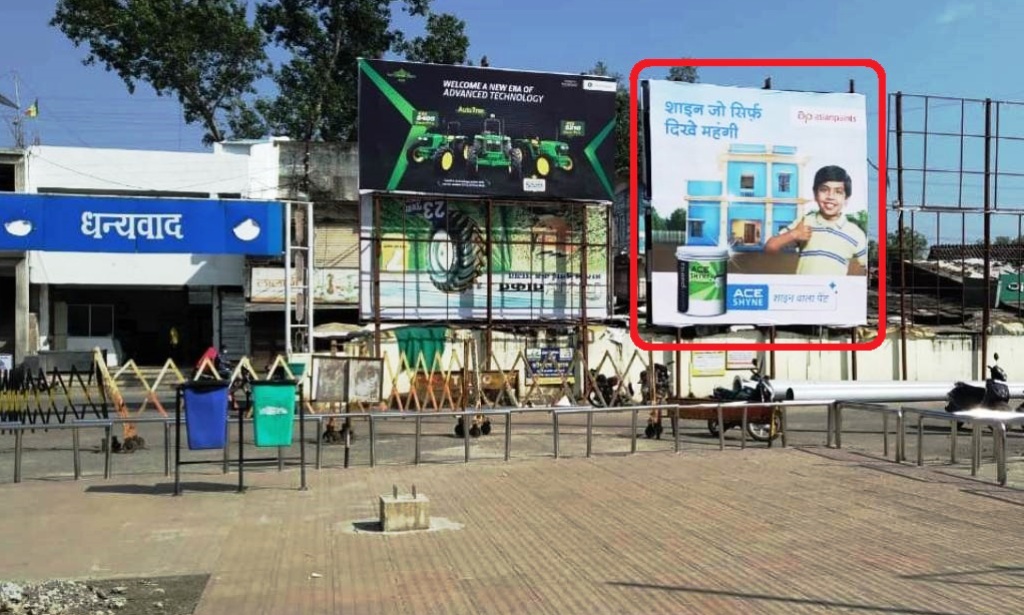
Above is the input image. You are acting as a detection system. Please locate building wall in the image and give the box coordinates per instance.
[15,139,283,364]
[358,326,1023,399]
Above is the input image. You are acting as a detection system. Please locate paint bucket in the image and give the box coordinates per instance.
[676,246,728,316]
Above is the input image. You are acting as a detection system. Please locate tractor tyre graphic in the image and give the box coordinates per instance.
[428,209,485,294]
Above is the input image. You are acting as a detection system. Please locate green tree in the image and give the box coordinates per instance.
[886,229,929,261]
[247,0,470,142]
[667,64,699,83]
[52,0,472,146]
[51,0,269,145]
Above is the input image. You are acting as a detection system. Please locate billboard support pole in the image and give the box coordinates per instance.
[284,202,292,356]
[850,328,858,380]
[373,194,382,357]
[982,98,993,369]
[283,199,315,357]
[486,199,494,361]
[895,92,909,381]
[579,203,590,399]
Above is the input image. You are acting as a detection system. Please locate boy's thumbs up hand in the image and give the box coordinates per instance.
[791,217,812,243]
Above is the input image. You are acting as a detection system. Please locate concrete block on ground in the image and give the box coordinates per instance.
[379,494,430,532]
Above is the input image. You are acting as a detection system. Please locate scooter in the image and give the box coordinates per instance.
[641,363,673,439]
[587,370,634,408]
[707,359,780,442]
[944,353,1013,430]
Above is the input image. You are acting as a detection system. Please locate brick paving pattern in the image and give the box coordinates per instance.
[1,445,1024,614]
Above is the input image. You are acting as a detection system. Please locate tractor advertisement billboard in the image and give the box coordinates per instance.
[359,195,610,321]
[644,80,870,328]
[357,59,618,201]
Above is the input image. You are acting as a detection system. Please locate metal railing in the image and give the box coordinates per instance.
[901,404,1024,486]
[2,400,843,483]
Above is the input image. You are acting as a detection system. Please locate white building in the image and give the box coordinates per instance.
[0,138,286,368]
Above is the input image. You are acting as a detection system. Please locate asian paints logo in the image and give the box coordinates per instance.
[790,106,864,129]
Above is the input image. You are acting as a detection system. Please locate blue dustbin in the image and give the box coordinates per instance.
[182,381,231,450]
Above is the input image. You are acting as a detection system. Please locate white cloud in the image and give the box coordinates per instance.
[936,2,976,24]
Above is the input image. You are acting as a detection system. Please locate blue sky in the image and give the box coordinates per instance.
[1,0,1020,244]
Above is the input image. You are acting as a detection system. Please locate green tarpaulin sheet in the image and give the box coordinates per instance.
[394,326,448,369]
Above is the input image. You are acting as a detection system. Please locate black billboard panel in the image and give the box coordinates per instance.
[358,59,618,201]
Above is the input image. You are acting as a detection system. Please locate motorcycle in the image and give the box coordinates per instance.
[707,359,780,442]
[944,353,1015,430]
[587,369,634,408]
[641,363,673,439]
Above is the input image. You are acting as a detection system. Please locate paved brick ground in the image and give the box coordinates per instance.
[2,445,1024,614]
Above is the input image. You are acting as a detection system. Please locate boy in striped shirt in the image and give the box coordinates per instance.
[765,165,868,276]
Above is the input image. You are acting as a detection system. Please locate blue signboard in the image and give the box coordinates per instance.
[0,193,284,255]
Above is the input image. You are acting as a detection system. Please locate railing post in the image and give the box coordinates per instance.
[103,424,112,480]
[163,421,171,477]
[673,406,681,454]
[895,409,904,463]
[916,414,924,466]
[14,426,23,483]
[72,425,81,480]
[586,411,593,458]
[504,411,511,462]
[883,412,889,459]
[827,402,836,448]
[463,412,471,464]
[949,419,958,465]
[315,416,323,471]
[369,415,376,468]
[835,403,843,449]
[716,404,725,451]
[740,407,748,450]
[553,410,560,459]
[630,407,638,455]
[780,404,788,448]
[995,422,1008,486]
[414,414,422,465]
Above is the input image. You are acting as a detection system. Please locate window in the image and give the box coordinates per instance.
[740,174,755,190]
[67,304,114,337]
[689,219,705,238]
[777,173,791,193]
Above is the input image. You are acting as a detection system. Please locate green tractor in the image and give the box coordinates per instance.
[463,115,523,179]
[515,137,575,178]
[406,122,467,174]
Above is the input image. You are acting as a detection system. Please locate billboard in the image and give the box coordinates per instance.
[357,58,618,201]
[645,81,870,327]
[359,195,610,320]
[0,193,283,255]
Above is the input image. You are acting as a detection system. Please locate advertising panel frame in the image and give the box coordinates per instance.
[627,58,887,353]
[357,58,618,202]
[358,191,613,325]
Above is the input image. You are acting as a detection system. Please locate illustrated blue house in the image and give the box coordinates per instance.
[684,144,806,251]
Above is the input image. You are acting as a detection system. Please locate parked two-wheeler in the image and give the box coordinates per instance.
[707,359,780,442]
[641,363,673,439]
[587,369,634,408]
[944,353,1017,430]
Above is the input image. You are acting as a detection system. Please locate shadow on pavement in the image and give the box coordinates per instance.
[606,581,974,615]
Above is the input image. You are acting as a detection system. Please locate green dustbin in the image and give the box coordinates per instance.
[287,362,306,378]
[252,380,297,447]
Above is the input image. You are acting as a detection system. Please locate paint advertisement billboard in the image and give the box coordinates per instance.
[357,58,618,201]
[0,193,284,255]
[359,196,610,320]
[644,80,870,327]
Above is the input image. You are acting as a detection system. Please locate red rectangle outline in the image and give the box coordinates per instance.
[629,58,887,353]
